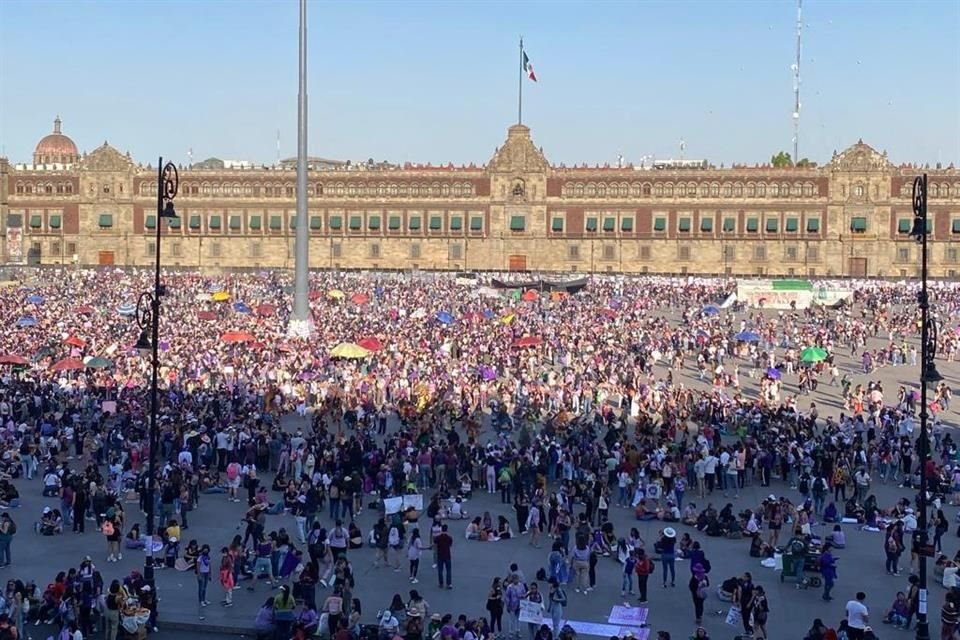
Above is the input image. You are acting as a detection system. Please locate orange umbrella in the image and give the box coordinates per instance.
[0,355,28,365]
[351,293,370,305]
[50,357,84,372]
[357,336,383,352]
[220,330,255,343]
[197,310,217,321]
[513,336,543,348]
[522,290,538,302]
[64,336,86,348]
[256,303,277,317]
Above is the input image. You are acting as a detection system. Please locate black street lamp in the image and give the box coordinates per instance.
[134,158,179,588]
[910,173,943,640]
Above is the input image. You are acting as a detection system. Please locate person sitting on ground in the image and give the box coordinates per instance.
[882,591,909,628]
[465,518,482,540]
[825,525,846,548]
[348,522,364,549]
[803,618,828,640]
[125,523,145,549]
[682,503,698,526]
[659,499,681,522]
[38,506,62,536]
[822,502,839,523]
[634,499,656,521]
[749,534,773,558]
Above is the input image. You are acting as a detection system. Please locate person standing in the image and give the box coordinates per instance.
[819,543,837,601]
[845,592,869,640]
[219,547,235,607]
[0,515,15,567]
[688,563,709,626]
[660,528,677,588]
[435,524,453,589]
[407,529,423,583]
[752,585,769,639]
[734,572,755,637]
[546,578,566,637]
[635,549,653,604]
[196,544,211,617]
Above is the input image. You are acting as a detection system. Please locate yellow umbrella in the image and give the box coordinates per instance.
[212,291,230,302]
[327,289,345,300]
[329,342,371,359]
[499,313,515,325]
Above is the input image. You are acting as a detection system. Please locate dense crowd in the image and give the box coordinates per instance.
[0,269,958,640]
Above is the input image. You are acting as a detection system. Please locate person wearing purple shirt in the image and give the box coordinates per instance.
[819,544,837,602]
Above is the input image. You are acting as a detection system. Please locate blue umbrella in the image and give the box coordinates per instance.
[702,305,720,316]
[25,294,44,305]
[208,282,224,293]
[15,316,37,328]
[375,287,384,299]
[435,311,454,325]
[482,309,495,321]
[766,367,782,380]
[233,302,252,314]
[736,331,761,343]
[117,303,136,316]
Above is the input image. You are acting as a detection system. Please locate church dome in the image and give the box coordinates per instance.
[34,117,79,165]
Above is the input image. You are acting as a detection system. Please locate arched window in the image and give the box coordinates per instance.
[335,183,345,196]
[15,183,23,195]
[464,183,473,196]
[747,183,756,197]
[700,183,710,197]
[348,183,357,196]
[642,183,651,196]
[410,184,419,197]
[664,183,674,197]
[399,183,408,196]
[233,182,241,195]
[630,183,640,197]
[596,183,606,197]
[769,183,780,197]
[711,183,720,197]
[653,183,662,197]
[586,183,596,197]
[574,183,584,197]
[756,183,766,197]
[690,183,700,197]
[431,183,440,196]
[65,183,73,194]
[855,184,865,197]
[734,183,743,197]
[792,183,801,197]
[940,184,950,198]
[441,183,450,196]
[201,182,211,195]
[722,183,732,197]
[452,183,461,197]
[781,183,790,197]
[388,183,397,196]
[802,183,813,197]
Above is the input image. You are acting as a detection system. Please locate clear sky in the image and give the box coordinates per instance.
[1,0,958,168]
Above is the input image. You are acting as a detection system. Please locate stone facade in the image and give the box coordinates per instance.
[3,123,960,277]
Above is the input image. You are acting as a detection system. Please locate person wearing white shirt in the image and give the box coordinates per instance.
[845,591,869,639]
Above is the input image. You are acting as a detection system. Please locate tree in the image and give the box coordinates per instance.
[771,151,793,168]
[796,158,816,168]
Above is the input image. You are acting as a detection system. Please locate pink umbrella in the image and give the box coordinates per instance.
[358,336,384,352]
[50,358,84,372]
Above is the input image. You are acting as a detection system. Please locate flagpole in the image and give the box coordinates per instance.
[518,37,523,125]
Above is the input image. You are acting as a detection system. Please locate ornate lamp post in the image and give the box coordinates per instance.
[134,158,179,588]
[910,173,943,640]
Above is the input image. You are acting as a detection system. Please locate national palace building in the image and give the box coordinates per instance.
[2,117,959,278]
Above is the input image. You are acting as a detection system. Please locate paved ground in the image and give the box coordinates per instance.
[10,311,960,640]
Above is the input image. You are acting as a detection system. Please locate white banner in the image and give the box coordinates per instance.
[518,601,543,624]
[384,494,424,515]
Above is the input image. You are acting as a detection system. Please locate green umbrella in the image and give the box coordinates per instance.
[84,356,114,369]
[799,346,828,363]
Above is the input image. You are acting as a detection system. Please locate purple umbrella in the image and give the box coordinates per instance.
[479,365,497,381]
[766,367,782,380]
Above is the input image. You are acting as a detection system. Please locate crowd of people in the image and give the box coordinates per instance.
[0,268,958,640]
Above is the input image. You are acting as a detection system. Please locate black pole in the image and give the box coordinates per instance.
[141,158,178,590]
[914,173,930,640]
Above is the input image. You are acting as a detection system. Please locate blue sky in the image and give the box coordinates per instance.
[1,0,958,168]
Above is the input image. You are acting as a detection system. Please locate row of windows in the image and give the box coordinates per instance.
[898,183,960,198]
[140,181,478,198]
[545,215,822,235]
[14,182,74,195]
[561,181,820,199]
[134,212,488,234]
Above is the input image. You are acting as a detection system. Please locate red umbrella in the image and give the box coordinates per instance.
[351,293,370,305]
[308,290,322,301]
[0,355,28,365]
[197,310,217,321]
[522,290,539,302]
[358,336,383,352]
[513,336,543,348]
[75,305,95,315]
[250,341,266,350]
[64,336,86,348]
[256,303,277,317]
[220,330,255,343]
[50,357,84,372]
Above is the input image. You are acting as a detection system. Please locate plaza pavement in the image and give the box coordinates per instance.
[10,314,960,640]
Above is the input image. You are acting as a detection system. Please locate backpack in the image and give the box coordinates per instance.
[886,535,899,553]
[388,526,400,547]
[102,520,114,537]
[696,577,709,600]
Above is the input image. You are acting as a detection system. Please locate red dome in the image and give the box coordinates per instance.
[33,116,78,164]
[35,133,78,157]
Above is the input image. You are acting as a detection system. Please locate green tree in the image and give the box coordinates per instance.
[796,157,815,167]
[771,151,793,168]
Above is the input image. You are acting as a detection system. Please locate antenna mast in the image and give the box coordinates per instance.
[792,0,803,164]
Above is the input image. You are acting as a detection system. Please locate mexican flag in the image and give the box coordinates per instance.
[522,50,537,82]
